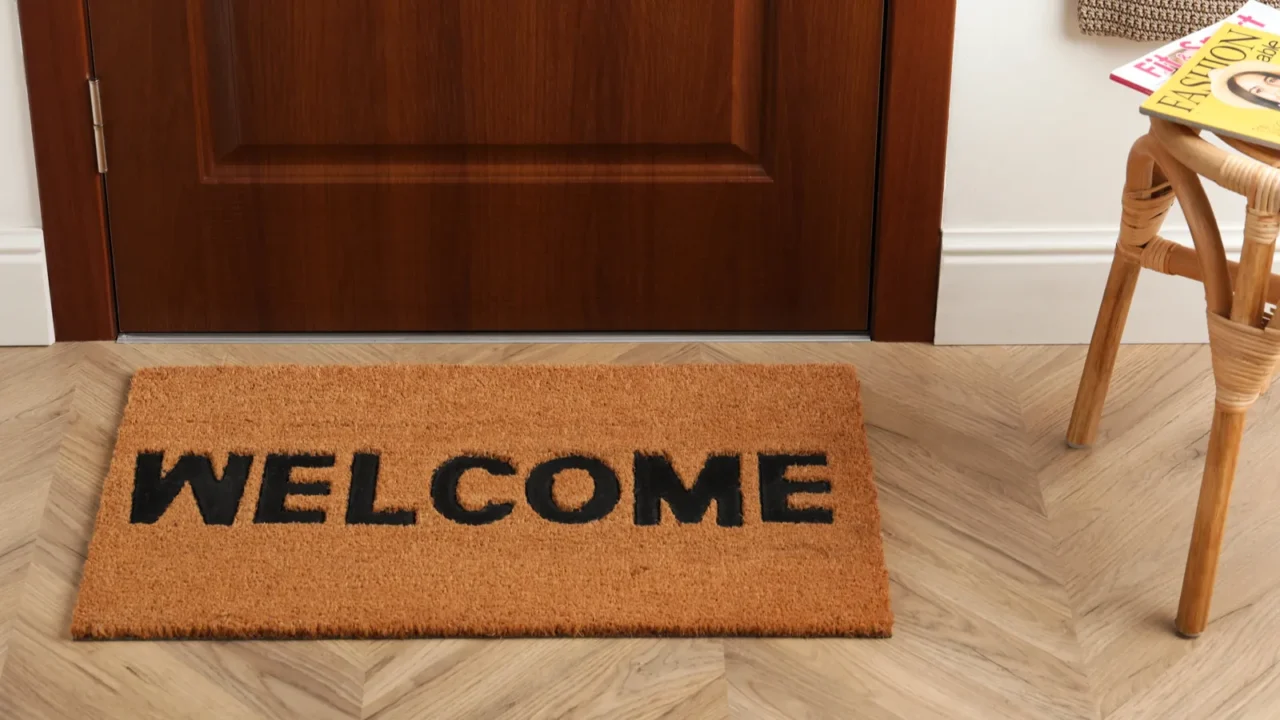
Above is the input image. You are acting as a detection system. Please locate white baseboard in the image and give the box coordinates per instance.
[934,227,1259,346]
[0,229,54,347]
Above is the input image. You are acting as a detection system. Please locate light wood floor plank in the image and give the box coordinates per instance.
[0,347,74,680]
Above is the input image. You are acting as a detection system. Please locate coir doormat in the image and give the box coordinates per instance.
[72,364,891,639]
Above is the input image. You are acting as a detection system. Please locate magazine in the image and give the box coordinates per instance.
[1141,23,1280,151]
[1111,1,1280,94]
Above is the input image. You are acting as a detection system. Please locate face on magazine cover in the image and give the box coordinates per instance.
[1229,72,1280,108]
[1212,61,1280,111]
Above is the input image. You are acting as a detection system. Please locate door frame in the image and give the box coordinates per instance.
[18,0,954,342]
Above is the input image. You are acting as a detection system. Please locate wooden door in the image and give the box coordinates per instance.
[88,0,883,333]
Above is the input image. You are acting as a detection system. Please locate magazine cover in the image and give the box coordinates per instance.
[1112,1,1280,94]
[1141,23,1280,151]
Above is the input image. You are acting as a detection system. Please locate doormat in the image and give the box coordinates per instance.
[71,364,892,640]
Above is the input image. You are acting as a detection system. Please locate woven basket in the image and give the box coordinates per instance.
[1079,0,1280,41]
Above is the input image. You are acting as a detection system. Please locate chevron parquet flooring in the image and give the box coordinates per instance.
[1,342,1278,719]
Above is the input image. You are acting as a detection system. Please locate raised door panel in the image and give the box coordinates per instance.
[194,0,768,181]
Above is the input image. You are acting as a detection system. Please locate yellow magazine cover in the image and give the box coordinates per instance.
[1142,22,1280,150]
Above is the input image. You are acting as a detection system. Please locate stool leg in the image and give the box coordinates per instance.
[1066,249,1141,449]
[1068,138,1173,450]
[1176,206,1279,637]
[1176,403,1246,637]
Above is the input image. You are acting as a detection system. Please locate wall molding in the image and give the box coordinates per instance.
[0,228,54,346]
[935,227,1257,345]
[0,227,43,253]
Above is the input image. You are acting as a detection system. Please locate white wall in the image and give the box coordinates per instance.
[0,0,52,346]
[936,1,1250,344]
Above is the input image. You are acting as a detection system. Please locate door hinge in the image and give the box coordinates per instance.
[88,79,107,174]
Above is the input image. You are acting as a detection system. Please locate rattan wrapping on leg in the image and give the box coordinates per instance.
[1117,236,1180,272]
[1247,209,1280,243]
[1244,208,1280,247]
[1207,312,1280,412]
[1218,154,1266,207]
[1119,184,1176,250]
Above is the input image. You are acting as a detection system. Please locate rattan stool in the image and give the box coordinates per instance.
[1068,118,1280,638]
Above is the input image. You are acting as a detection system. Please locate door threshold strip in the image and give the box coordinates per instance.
[117,333,872,345]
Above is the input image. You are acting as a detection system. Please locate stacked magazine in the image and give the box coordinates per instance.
[1116,1,1280,150]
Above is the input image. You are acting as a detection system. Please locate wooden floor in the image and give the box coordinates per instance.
[1,342,1278,719]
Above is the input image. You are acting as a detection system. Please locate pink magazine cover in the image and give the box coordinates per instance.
[1111,1,1280,94]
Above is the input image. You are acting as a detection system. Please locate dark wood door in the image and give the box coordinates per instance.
[88,0,883,333]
